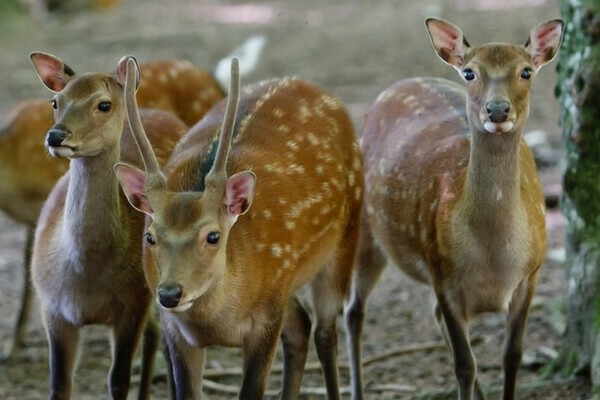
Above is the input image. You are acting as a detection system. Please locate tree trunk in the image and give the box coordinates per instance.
[558,0,600,385]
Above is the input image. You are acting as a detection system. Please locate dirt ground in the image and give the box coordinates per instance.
[0,0,592,399]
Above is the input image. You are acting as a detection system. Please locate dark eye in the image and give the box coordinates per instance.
[520,67,533,80]
[207,232,220,245]
[98,101,111,112]
[145,232,156,245]
[50,99,57,109]
[462,68,475,81]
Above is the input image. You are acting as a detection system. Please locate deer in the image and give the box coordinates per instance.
[114,56,364,399]
[1,35,266,362]
[0,99,67,362]
[344,18,564,400]
[29,52,190,400]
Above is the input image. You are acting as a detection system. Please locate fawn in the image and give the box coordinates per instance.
[29,53,189,399]
[115,57,364,399]
[0,50,240,362]
[344,18,564,400]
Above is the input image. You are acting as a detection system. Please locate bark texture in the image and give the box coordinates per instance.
[558,0,600,384]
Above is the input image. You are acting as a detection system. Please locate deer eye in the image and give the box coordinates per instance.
[145,232,156,245]
[98,101,112,112]
[50,99,57,109]
[520,67,533,80]
[462,68,475,81]
[207,232,220,245]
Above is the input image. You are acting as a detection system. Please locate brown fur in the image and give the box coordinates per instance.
[0,58,224,363]
[345,19,563,400]
[117,67,364,399]
[30,54,188,400]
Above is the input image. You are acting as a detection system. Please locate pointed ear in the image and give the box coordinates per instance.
[116,55,141,90]
[425,17,471,69]
[114,163,154,217]
[223,171,256,217]
[30,52,76,92]
[525,19,564,69]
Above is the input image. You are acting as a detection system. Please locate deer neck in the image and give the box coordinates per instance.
[458,127,523,233]
[64,141,126,256]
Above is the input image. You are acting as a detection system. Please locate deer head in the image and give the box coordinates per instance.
[30,52,141,158]
[425,18,563,135]
[115,57,256,312]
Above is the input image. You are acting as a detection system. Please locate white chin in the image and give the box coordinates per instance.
[484,121,514,134]
[49,146,75,158]
[161,300,194,313]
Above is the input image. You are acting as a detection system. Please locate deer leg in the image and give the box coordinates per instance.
[436,292,477,400]
[502,277,537,400]
[45,313,80,400]
[165,329,206,400]
[434,303,486,400]
[137,311,160,400]
[280,295,311,400]
[344,221,387,400]
[109,310,149,400]
[312,235,359,400]
[161,332,177,400]
[2,227,35,363]
[240,317,283,400]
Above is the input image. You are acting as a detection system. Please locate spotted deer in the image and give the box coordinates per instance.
[29,53,189,400]
[115,57,363,399]
[0,99,65,362]
[344,18,564,400]
[0,54,233,362]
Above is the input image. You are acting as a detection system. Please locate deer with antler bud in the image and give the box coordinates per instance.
[29,53,189,400]
[345,18,564,400]
[115,57,364,399]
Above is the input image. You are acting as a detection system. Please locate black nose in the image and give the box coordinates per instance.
[486,99,510,123]
[46,129,68,147]
[158,283,183,308]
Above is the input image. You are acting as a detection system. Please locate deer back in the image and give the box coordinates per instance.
[136,60,225,126]
[0,99,66,225]
[361,76,545,289]
[139,77,363,315]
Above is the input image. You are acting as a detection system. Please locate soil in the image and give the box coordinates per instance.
[0,0,592,399]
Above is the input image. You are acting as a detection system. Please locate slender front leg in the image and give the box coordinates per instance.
[45,313,80,400]
[280,296,311,399]
[436,292,477,400]
[503,276,537,400]
[165,330,206,400]
[161,333,177,400]
[138,311,160,400]
[344,221,388,400]
[240,317,283,400]
[110,310,148,400]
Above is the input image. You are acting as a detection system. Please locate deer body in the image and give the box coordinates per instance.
[345,19,563,400]
[29,53,188,400]
[117,59,363,399]
[0,56,229,362]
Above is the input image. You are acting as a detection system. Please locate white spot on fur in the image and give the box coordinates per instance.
[284,220,296,230]
[271,244,283,257]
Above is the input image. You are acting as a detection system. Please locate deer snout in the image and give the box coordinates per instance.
[158,282,183,309]
[46,128,69,147]
[485,98,510,123]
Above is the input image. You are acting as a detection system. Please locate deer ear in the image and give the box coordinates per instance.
[114,163,154,217]
[525,19,564,69]
[425,18,471,69]
[116,55,141,90]
[30,52,76,92]
[223,171,256,217]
